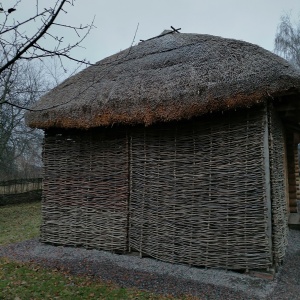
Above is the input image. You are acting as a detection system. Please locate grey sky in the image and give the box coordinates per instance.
[63,0,300,64]
[10,0,300,66]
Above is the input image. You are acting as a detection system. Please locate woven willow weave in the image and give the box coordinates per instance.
[40,105,288,271]
[41,128,128,251]
[129,108,274,270]
[269,107,288,266]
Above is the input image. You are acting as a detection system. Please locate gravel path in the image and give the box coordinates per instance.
[1,230,300,299]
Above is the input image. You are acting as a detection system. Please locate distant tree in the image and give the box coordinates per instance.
[274,14,300,69]
[0,61,48,179]
[0,0,94,179]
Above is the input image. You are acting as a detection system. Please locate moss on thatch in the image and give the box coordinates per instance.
[26,32,300,129]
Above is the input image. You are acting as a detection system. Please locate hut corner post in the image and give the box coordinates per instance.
[127,132,132,253]
[286,131,299,213]
[287,131,300,227]
[264,104,274,271]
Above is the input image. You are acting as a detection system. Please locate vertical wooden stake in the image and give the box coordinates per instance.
[264,105,273,266]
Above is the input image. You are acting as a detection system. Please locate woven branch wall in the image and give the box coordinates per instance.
[269,107,288,266]
[40,105,288,271]
[41,128,128,251]
[129,108,273,270]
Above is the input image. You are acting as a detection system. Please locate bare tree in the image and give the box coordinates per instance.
[0,57,76,180]
[0,0,94,75]
[0,61,50,180]
[0,0,94,111]
[0,0,94,179]
[274,14,300,69]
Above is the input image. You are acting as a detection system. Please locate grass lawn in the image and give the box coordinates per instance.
[0,201,193,300]
[0,258,180,300]
[0,201,41,245]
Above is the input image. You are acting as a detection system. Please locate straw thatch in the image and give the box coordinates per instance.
[25,32,300,129]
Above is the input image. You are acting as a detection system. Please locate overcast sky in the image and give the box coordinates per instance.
[9,0,300,69]
[63,0,300,63]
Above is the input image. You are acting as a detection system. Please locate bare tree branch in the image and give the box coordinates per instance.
[0,0,95,75]
[0,0,68,73]
[0,10,49,35]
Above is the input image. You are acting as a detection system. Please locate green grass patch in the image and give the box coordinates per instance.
[0,258,185,300]
[0,202,41,245]
[0,203,196,300]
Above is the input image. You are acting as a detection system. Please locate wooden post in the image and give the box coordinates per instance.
[293,133,300,212]
[264,109,273,265]
[127,132,132,252]
[286,130,298,213]
[283,132,290,212]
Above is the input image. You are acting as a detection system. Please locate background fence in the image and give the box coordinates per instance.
[0,178,42,205]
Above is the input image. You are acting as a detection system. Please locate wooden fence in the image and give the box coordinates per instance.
[0,178,42,205]
[0,178,42,194]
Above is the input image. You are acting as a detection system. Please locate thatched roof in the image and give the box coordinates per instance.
[26,32,300,129]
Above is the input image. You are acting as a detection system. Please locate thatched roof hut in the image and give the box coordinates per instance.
[27,32,300,128]
[26,32,300,273]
